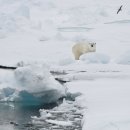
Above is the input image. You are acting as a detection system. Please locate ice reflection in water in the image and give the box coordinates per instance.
[0,102,57,130]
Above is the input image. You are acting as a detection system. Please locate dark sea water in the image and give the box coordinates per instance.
[0,103,42,130]
[0,95,81,130]
[0,101,60,130]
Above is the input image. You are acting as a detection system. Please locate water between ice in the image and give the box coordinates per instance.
[0,102,57,130]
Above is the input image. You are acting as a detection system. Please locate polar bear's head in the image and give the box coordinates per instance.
[88,43,96,52]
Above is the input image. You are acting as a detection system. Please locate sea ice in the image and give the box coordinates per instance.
[0,64,66,104]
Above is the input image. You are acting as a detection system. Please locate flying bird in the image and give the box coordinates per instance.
[117,5,123,14]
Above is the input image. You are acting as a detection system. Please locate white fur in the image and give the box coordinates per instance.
[72,42,96,60]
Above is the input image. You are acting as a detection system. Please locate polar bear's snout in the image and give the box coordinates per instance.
[90,43,96,48]
[88,43,96,52]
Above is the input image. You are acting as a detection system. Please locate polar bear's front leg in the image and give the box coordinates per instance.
[73,51,82,60]
[74,53,80,60]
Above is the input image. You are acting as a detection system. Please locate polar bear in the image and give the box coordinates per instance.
[72,42,96,60]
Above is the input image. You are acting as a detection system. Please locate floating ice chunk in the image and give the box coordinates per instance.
[32,98,85,129]
[0,63,66,104]
[1,87,15,97]
[14,64,66,103]
[0,88,19,102]
[45,119,73,126]
[14,64,51,91]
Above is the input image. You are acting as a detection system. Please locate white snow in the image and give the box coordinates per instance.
[0,0,130,129]
[80,52,110,64]
[67,79,130,130]
[115,50,130,65]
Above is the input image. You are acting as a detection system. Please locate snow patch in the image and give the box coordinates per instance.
[80,52,110,64]
[59,57,75,66]
[115,50,130,65]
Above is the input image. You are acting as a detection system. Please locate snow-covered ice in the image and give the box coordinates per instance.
[115,50,130,65]
[80,52,110,64]
[0,64,66,103]
[0,0,130,129]
[67,79,130,130]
